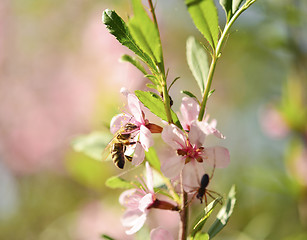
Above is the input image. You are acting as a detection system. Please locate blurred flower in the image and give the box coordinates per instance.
[119,162,177,235]
[161,122,229,190]
[150,227,174,240]
[75,201,131,240]
[110,91,162,166]
[260,105,290,139]
[294,147,307,187]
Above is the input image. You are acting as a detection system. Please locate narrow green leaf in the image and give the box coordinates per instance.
[186,36,209,94]
[146,83,158,90]
[191,197,222,237]
[134,90,182,129]
[144,74,159,85]
[181,90,200,103]
[168,77,180,91]
[101,234,116,240]
[120,54,147,75]
[105,176,137,189]
[71,131,112,161]
[208,89,215,97]
[128,0,162,64]
[102,9,156,71]
[145,147,161,171]
[208,185,236,238]
[185,0,219,49]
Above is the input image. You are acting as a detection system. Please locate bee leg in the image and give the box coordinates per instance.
[125,155,133,162]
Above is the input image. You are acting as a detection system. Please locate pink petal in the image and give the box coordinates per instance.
[121,209,144,227]
[161,155,185,179]
[128,94,144,124]
[121,209,147,235]
[182,161,205,192]
[145,162,154,192]
[110,113,132,134]
[119,189,139,208]
[139,125,153,151]
[139,193,155,212]
[206,119,225,139]
[180,97,200,130]
[131,142,145,166]
[150,227,174,240]
[189,121,206,147]
[193,120,225,140]
[204,146,230,168]
[161,124,186,150]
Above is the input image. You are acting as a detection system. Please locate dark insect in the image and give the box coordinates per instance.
[193,173,223,205]
[104,122,138,169]
[196,173,210,204]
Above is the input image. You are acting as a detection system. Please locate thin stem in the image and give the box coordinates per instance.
[198,0,257,121]
[148,0,165,75]
[162,80,173,123]
[198,55,217,121]
[147,0,173,123]
[179,173,189,240]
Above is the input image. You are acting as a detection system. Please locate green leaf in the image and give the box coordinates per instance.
[134,90,182,129]
[186,36,209,94]
[208,89,215,97]
[191,197,222,237]
[71,131,112,161]
[101,234,116,240]
[193,232,209,240]
[145,147,161,171]
[105,176,137,189]
[102,9,156,71]
[232,0,244,14]
[144,74,159,85]
[181,90,200,103]
[146,83,157,90]
[120,54,147,75]
[128,0,162,64]
[208,185,236,238]
[185,0,219,49]
[220,0,244,21]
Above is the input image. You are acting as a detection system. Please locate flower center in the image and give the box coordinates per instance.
[177,144,204,164]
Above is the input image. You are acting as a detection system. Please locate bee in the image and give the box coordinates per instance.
[105,123,138,169]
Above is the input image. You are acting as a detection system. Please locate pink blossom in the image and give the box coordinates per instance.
[110,92,162,166]
[161,122,230,190]
[119,162,177,235]
[150,227,174,240]
[119,162,155,235]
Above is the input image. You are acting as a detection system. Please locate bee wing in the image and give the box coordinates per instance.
[101,126,128,161]
[101,135,116,161]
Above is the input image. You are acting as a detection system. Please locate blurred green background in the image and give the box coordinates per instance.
[0,0,306,239]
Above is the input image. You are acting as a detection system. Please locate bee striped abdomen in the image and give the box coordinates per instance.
[111,142,126,169]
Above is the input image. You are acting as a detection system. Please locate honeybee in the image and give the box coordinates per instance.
[105,123,138,169]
